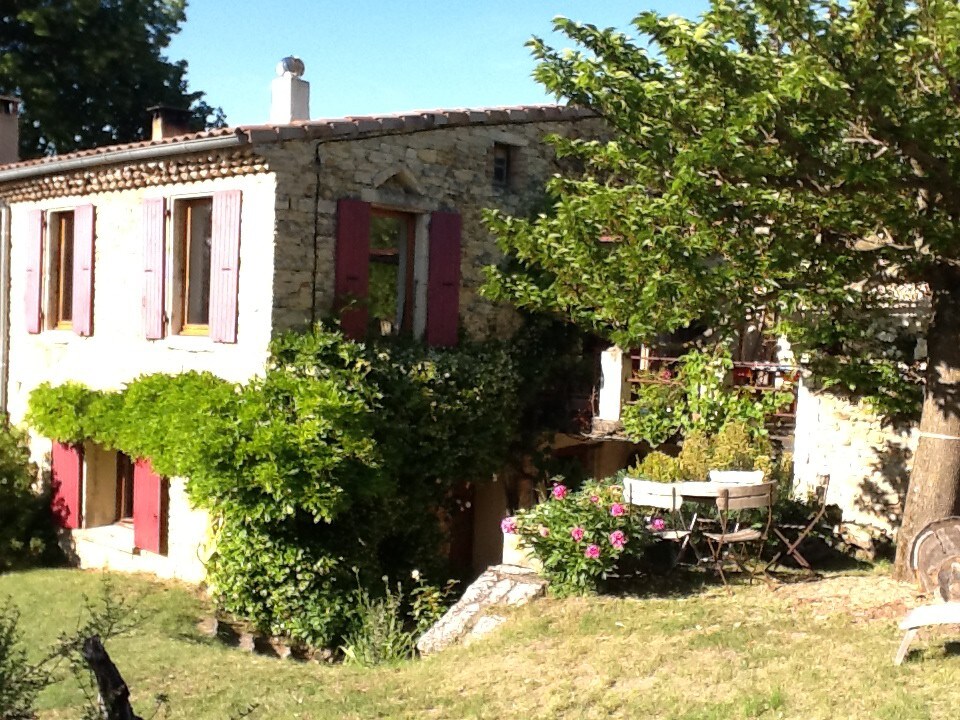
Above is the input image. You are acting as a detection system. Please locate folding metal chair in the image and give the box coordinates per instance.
[703,482,775,585]
[622,478,695,568]
[765,474,831,575]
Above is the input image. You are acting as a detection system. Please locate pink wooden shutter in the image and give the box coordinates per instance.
[334,199,371,339]
[210,190,242,343]
[133,458,167,555]
[426,211,462,347]
[24,209,44,334]
[72,204,95,336]
[51,442,83,529]
[142,198,166,339]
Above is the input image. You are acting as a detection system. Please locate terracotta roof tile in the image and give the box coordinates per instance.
[0,104,594,176]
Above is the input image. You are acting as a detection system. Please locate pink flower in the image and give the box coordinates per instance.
[570,526,585,542]
[500,516,517,534]
[538,525,550,538]
[610,503,626,517]
[650,517,666,532]
[585,544,601,559]
[551,484,568,500]
[609,530,626,550]
[660,369,673,380]
[589,495,600,504]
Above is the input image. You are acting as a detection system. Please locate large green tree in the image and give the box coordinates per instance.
[0,0,223,159]
[485,0,960,578]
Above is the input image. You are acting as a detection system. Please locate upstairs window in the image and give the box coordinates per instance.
[492,143,511,188]
[335,199,461,346]
[368,210,416,336]
[142,190,241,343]
[50,210,75,329]
[24,205,95,336]
[175,197,213,335]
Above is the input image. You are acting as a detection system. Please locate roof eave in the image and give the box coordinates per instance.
[0,133,247,184]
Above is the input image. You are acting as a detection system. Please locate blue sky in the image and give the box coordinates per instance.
[167,1,709,126]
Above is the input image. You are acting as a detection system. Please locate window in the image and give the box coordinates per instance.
[335,199,461,346]
[492,143,511,188]
[368,210,417,336]
[24,204,94,336]
[50,211,74,329]
[115,453,135,523]
[142,191,241,343]
[174,197,213,335]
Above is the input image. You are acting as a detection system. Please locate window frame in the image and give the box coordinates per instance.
[492,143,512,189]
[368,207,418,336]
[115,452,135,524]
[42,208,76,331]
[170,194,214,337]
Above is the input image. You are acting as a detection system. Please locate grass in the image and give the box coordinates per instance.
[1,567,958,719]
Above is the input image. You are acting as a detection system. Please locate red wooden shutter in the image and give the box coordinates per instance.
[133,458,167,555]
[51,441,83,529]
[72,204,95,336]
[334,199,371,339]
[426,211,462,347]
[142,198,166,339]
[24,209,44,334]
[210,190,242,343]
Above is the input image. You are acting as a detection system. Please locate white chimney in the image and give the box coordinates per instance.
[0,96,20,165]
[270,57,309,124]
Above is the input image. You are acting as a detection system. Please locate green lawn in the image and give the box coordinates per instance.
[1,567,956,719]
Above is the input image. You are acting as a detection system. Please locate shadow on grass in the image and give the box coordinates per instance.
[602,536,879,599]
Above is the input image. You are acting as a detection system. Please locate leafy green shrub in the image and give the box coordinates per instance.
[0,423,59,572]
[26,323,537,649]
[511,478,650,595]
[632,421,790,485]
[621,348,794,446]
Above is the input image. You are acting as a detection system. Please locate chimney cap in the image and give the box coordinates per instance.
[276,56,305,78]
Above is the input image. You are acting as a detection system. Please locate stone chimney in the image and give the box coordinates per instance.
[270,56,309,124]
[147,105,192,141]
[0,96,20,165]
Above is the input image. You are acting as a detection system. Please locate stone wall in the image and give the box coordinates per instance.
[261,117,602,336]
[793,379,917,535]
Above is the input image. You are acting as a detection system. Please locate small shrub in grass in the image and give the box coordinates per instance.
[340,573,457,667]
[512,478,650,596]
[0,601,50,720]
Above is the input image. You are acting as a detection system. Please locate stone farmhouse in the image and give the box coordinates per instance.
[0,61,918,582]
[0,64,612,582]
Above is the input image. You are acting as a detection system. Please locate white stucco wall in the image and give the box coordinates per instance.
[5,171,277,424]
[6,171,276,582]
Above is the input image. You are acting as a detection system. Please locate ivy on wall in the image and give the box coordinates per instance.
[26,321,585,647]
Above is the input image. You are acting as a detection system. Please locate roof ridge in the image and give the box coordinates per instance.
[0,104,594,175]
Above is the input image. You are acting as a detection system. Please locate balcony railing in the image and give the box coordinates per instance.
[594,346,799,438]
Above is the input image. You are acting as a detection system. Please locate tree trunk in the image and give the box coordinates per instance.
[81,636,142,720]
[894,265,960,580]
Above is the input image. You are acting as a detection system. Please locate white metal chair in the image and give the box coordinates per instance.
[622,478,694,566]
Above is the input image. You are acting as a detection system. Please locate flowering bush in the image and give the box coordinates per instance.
[512,478,650,595]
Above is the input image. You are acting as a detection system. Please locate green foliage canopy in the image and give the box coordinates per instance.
[484,0,960,416]
[0,0,224,158]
